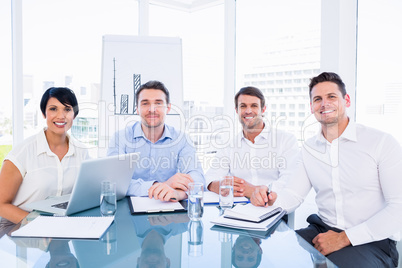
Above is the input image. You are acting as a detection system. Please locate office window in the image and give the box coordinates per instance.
[0,0,12,167]
[21,0,139,146]
[18,1,226,155]
[236,0,320,142]
[150,4,225,153]
[356,0,402,143]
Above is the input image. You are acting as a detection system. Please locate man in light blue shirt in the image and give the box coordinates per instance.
[107,80,205,201]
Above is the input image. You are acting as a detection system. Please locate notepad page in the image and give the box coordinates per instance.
[211,213,280,231]
[224,203,281,222]
[11,216,114,239]
[130,197,184,212]
[203,191,249,204]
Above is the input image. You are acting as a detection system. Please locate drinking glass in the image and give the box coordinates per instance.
[100,181,116,216]
[219,175,234,209]
[187,182,204,220]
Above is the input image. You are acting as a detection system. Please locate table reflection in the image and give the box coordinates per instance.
[232,236,262,268]
[132,213,189,268]
[187,220,203,257]
[1,217,79,268]
[0,199,337,268]
[45,240,79,268]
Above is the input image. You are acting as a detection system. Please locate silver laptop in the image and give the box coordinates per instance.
[26,152,139,216]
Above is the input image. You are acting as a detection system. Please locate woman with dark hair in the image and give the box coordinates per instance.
[0,87,88,224]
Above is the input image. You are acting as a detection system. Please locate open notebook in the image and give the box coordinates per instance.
[210,203,286,231]
[11,216,114,240]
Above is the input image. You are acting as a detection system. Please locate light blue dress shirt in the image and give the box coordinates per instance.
[107,122,205,196]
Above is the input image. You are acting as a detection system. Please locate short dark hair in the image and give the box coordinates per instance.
[135,80,170,106]
[309,72,347,99]
[40,87,79,118]
[234,86,266,109]
[231,239,262,268]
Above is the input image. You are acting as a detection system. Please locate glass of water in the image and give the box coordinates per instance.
[100,181,116,216]
[187,182,204,220]
[219,175,234,209]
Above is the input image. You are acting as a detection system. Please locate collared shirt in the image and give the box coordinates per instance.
[5,128,89,211]
[205,124,299,192]
[276,120,402,246]
[107,122,205,196]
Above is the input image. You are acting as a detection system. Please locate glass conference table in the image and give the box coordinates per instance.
[0,198,337,268]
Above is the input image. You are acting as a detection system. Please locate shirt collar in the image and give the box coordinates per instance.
[239,123,271,142]
[36,128,75,156]
[133,122,172,142]
[315,118,357,144]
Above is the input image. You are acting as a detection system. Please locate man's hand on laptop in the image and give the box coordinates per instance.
[164,173,194,191]
[148,182,187,202]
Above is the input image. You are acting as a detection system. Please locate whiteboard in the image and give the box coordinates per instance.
[99,35,184,156]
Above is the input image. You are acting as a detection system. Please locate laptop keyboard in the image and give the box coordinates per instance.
[51,201,69,209]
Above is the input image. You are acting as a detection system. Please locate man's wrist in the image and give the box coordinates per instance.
[207,180,219,194]
[244,184,257,198]
[340,231,351,248]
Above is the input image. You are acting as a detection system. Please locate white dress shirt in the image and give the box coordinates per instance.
[205,124,299,192]
[276,121,402,246]
[5,128,89,211]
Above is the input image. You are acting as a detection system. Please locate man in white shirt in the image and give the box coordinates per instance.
[206,86,299,199]
[251,72,402,267]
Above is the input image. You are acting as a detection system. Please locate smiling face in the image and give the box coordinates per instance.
[43,97,75,135]
[137,89,171,129]
[233,236,261,268]
[310,81,350,127]
[236,94,266,131]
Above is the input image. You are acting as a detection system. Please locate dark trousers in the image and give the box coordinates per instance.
[296,214,399,268]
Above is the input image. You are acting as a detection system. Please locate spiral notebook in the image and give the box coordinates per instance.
[210,204,286,232]
[223,203,283,223]
[11,216,114,240]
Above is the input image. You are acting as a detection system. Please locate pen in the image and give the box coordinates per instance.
[265,183,272,206]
